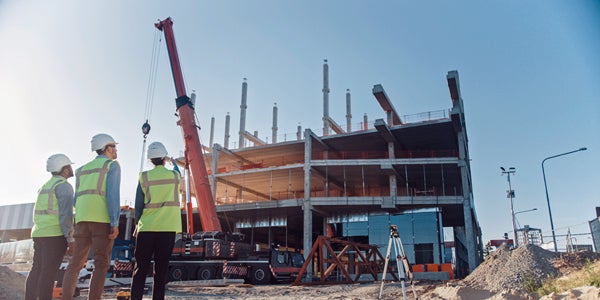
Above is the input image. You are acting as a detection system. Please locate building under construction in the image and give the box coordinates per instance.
[196,61,483,278]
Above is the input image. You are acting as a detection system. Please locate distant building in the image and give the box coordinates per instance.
[0,203,34,242]
[516,225,543,247]
[588,207,600,252]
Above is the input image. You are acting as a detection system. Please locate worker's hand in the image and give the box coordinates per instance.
[66,242,75,255]
[109,226,119,239]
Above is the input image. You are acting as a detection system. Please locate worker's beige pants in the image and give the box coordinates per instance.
[61,222,115,300]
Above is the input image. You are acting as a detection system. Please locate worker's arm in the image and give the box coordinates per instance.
[171,158,181,176]
[106,161,121,238]
[72,175,78,207]
[56,181,74,243]
[134,183,145,221]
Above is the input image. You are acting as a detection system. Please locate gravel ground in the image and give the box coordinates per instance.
[3,245,600,299]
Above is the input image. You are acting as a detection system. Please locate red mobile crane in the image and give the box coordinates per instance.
[155,17,221,233]
[154,17,304,284]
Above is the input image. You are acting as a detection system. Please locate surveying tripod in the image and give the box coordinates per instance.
[378,225,417,300]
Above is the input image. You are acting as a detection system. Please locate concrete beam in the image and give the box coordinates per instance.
[324,116,345,134]
[213,144,255,165]
[310,157,459,167]
[243,130,266,146]
[214,177,275,201]
[374,119,396,143]
[372,84,402,125]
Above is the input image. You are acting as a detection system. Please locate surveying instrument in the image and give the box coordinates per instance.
[378,224,417,300]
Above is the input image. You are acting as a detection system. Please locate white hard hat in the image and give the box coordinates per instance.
[46,154,74,173]
[147,141,168,159]
[91,133,117,151]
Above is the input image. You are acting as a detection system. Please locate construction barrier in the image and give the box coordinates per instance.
[411,264,424,272]
[440,263,454,279]
[426,264,439,272]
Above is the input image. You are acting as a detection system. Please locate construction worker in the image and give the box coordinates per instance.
[25,154,75,300]
[130,141,182,300]
[61,133,121,300]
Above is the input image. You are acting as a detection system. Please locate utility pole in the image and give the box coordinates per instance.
[501,167,517,248]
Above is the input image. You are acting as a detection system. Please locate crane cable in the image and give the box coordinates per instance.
[140,29,162,172]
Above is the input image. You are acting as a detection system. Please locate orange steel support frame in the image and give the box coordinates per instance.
[155,17,222,232]
[292,236,393,285]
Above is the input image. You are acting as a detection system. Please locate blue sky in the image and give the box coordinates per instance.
[1,1,598,251]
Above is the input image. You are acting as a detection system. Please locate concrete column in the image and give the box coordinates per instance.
[272,103,278,143]
[239,79,248,148]
[209,116,215,148]
[211,144,220,197]
[389,175,397,199]
[303,128,313,279]
[387,111,393,126]
[322,60,330,136]
[224,113,230,148]
[388,142,397,200]
[458,132,477,272]
[346,89,352,132]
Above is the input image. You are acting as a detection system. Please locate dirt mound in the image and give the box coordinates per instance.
[553,251,600,274]
[462,244,559,292]
[0,265,26,300]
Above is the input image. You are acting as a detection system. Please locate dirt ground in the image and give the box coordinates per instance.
[3,245,600,300]
[62,280,600,300]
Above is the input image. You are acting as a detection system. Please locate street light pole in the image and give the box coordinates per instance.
[514,208,538,217]
[514,208,538,228]
[542,147,587,252]
[501,167,517,248]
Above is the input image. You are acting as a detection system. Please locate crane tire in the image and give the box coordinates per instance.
[249,265,271,285]
[196,266,215,280]
[168,265,188,281]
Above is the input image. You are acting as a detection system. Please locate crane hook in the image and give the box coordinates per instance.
[142,120,151,138]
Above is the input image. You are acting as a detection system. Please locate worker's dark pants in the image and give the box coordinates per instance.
[25,236,68,300]
[131,231,175,300]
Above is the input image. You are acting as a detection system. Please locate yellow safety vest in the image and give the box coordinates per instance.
[74,157,114,224]
[137,166,182,232]
[31,177,67,237]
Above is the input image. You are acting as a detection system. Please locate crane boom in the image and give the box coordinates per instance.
[155,17,222,232]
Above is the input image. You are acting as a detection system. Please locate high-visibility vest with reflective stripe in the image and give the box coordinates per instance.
[74,157,114,224]
[31,177,67,237]
[137,166,182,232]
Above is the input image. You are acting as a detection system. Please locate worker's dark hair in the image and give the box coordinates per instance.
[51,165,69,176]
[151,157,165,166]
